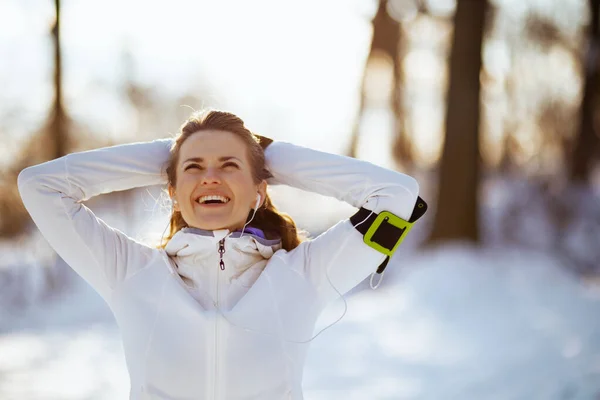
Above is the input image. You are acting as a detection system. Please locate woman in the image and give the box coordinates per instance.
[18,109,421,400]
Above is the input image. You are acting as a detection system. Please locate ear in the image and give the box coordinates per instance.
[168,185,179,212]
[256,180,267,209]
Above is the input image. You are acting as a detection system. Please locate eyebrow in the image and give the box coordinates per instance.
[182,156,242,164]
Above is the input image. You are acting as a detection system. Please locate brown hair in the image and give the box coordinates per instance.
[156,109,306,251]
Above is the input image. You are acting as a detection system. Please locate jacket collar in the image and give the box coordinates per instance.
[164,226,282,261]
[164,227,283,286]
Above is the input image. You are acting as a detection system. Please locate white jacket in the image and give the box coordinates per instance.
[17,138,419,400]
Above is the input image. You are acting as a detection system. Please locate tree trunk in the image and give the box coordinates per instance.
[347,0,411,166]
[391,37,413,168]
[50,0,68,159]
[570,0,600,184]
[428,0,487,244]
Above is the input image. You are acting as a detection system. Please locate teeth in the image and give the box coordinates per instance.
[197,195,230,204]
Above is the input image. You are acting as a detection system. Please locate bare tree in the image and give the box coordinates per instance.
[0,0,69,239]
[570,0,600,184]
[48,0,69,159]
[428,0,487,244]
[347,0,412,167]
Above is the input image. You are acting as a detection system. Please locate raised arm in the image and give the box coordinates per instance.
[17,138,174,300]
[263,140,419,303]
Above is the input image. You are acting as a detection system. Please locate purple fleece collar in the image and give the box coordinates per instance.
[234,226,266,239]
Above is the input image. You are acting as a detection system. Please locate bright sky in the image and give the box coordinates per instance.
[0,0,588,171]
[0,0,454,173]
[0,0,377,153]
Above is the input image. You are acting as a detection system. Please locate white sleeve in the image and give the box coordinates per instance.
[264,141,419,303]
[17,138,174,300]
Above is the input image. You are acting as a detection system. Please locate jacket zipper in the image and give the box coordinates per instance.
[214,238,225,399]
[218,238,226,270]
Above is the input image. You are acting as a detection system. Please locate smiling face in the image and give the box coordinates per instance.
[168,129,267,232]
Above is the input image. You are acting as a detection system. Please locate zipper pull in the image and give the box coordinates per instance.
[218,238,226,270]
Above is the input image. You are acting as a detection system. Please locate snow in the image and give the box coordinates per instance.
[2,244,600,400]
[305,245,600,399]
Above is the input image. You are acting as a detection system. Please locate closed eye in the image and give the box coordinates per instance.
[184,163,201,171]
[184,162,239,171]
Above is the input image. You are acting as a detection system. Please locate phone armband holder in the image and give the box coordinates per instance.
[350,196,428,274]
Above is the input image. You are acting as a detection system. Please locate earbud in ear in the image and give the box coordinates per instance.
[254,193,261,210]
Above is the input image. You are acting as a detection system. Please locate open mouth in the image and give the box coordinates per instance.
[196,195,230,207]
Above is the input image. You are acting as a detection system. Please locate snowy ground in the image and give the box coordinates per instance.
[2,244,600,400]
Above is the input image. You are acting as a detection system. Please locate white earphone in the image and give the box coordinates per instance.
[254,193,261,210]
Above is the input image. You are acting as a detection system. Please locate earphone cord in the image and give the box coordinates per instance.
[212,196,382,344]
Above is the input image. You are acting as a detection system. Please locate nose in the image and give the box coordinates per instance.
[200,167,222,185]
